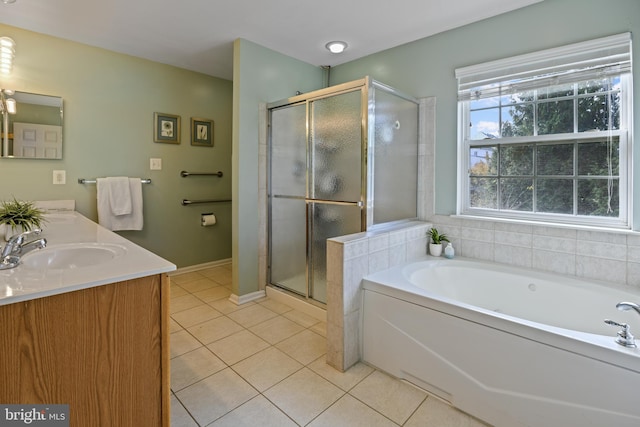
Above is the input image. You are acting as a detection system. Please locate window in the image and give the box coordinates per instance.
[456,33,632,229]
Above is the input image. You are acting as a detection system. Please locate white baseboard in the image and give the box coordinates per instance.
[228,290,266,305]
[266,286,326,322]
[170,258,232,276]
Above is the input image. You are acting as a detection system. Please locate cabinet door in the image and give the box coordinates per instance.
[0,275,167,426]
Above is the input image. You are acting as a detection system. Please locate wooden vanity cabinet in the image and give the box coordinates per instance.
[0,274,170,427]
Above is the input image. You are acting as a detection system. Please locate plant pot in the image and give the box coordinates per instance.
[429,243,443,257]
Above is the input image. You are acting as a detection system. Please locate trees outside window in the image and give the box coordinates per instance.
[457,34,631,228]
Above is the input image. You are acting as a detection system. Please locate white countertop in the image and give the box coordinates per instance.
[0,211,176,306]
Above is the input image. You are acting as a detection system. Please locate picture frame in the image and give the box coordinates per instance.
[154,112,181,144]
[191,117,214,147]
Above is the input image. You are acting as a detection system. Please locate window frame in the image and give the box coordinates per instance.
[456,35,633,230]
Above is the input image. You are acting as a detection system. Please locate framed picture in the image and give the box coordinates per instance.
[191,117,214,147]
[154,112,181,144]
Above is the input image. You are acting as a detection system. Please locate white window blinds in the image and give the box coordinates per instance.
[456,33,632,101]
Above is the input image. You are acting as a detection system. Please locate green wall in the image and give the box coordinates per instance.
[232,38,322,296]
[331,0,640,227]
[0,24,233,267]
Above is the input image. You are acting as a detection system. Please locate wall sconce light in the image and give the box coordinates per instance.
[5,97,16,114]
[0,89,16,115]
[325,41,348,54]
[0,37,16,75]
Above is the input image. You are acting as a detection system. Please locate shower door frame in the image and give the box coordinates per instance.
[267,78,370,305]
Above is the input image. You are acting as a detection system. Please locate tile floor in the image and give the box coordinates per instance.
[169,263,489,427]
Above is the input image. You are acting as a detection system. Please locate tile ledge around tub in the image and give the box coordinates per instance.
[328,221,432,244]
[449,214,640,236]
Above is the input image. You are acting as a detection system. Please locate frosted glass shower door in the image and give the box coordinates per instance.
[269,103,308,296]
[308,201,362,303]
[308,90,365,303]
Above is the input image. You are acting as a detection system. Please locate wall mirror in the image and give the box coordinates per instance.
[1,89,64,159]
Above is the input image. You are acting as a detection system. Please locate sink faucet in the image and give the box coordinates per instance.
[0,229,47,269]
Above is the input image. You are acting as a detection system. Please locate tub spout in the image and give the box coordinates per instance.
[616,301,640,316]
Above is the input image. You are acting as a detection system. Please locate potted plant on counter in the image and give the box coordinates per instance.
[427,227,449,257]
[0,198,45,241]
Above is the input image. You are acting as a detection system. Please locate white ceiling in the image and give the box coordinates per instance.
[0,0,542,81]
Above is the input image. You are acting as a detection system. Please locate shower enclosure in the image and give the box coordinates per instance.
[268,77,419,304]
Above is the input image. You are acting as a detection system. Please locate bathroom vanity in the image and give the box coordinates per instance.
[0,211,175,426]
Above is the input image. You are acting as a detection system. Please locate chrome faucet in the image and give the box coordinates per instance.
[604,319,636,348]
[604,301,640,348]
[0,229,47,270]
[616,301,640,316]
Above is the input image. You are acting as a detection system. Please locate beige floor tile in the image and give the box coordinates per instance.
[249,315,305,344]
[201,265,233,286]
[263,368,344,426]
[404,397,490,427]
[310,321,327,337]
[308,357,374,391]
[257,298,294,314]
[171,294,206,314]
[194,286,232,303]
[179,277,221,293]
[209,299,253,315]
[170,394,198,427]
[188,316,244,345]
[210,395,297,427]
[170,330,202,358]
[227,304,279,328]
[171,346,227,392]
[176,368,258,426]
[232,346,302,392]
[170,271,206,285]
[169,318,183,333]
[350,370,427,425]
[276,329,326,365]
[308,394,398,427]
[283,309,321,328]
[171,284,189,298]
[207,329,270,365]
[172,304,223,328]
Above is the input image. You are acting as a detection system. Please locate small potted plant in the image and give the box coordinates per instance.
[0,198,45,241]
[427,227,449,257]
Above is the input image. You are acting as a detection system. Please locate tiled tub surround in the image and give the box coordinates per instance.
[429,214,640,287]
[326,221,432,371]
[326,215,640,372]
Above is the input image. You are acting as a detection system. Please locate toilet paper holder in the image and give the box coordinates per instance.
[201,213,217,226]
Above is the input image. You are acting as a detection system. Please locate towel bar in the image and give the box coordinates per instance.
[181,199,231,206]
[180,170,223,178]
[78,178,152,184]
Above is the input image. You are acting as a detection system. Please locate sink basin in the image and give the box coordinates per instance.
[21,243,127,270]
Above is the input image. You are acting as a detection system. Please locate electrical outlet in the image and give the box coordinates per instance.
[53,170,66,185]
[150,158,162,170]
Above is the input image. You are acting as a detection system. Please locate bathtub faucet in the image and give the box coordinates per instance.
[616,301,640,317]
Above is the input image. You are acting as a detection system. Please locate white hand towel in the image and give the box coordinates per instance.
[97,178,144,231]
[107,177,132,216]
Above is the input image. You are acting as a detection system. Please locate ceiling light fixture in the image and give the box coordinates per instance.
[1,0,17,4]
[325,41,347,54]
[0,37,15,75]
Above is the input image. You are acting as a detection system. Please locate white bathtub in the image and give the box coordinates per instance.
[362,257,640,427]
